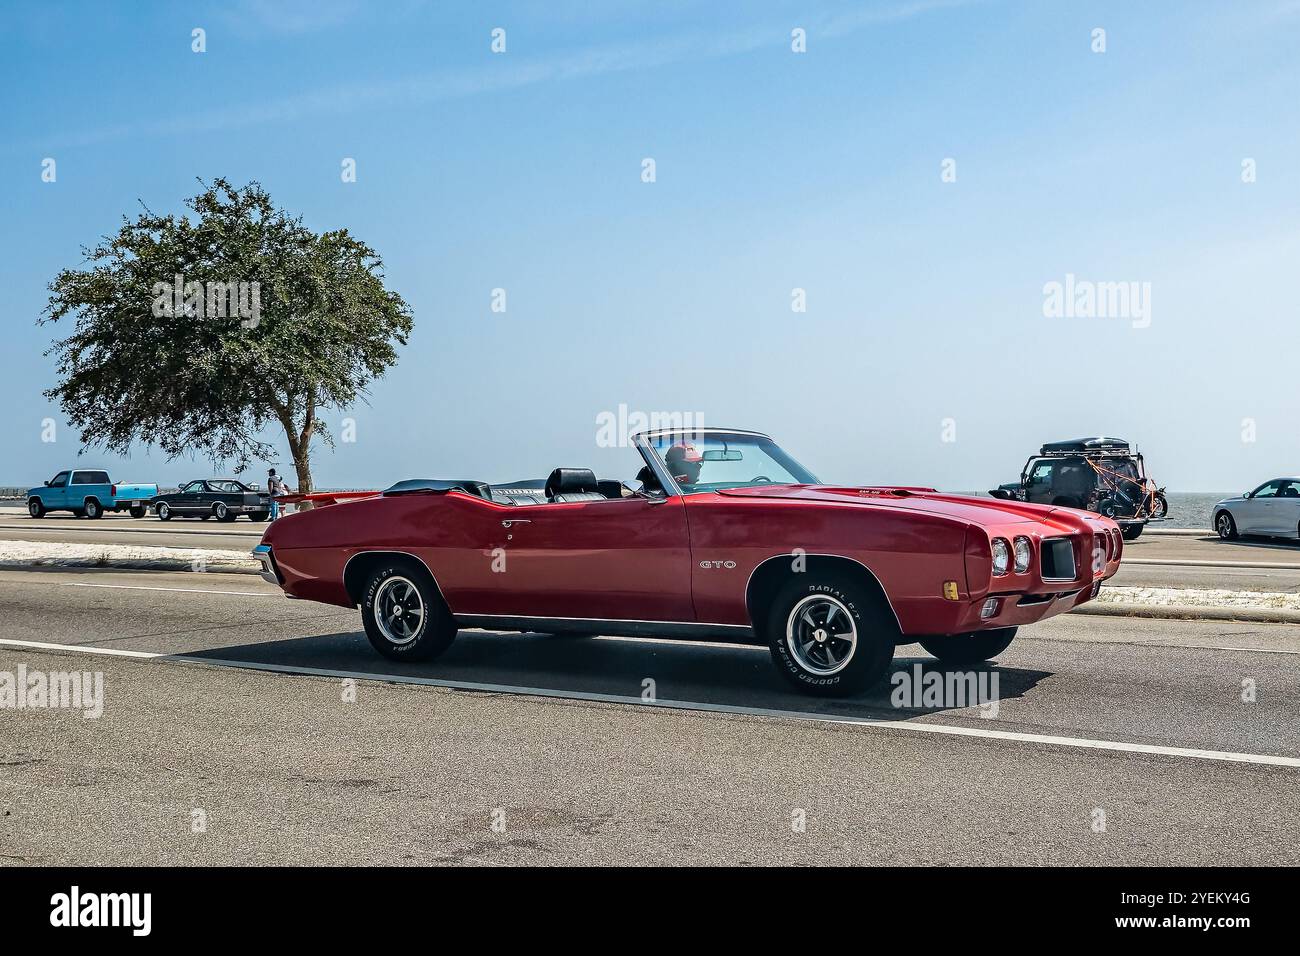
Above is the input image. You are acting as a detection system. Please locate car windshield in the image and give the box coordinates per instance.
[645,431,818,495]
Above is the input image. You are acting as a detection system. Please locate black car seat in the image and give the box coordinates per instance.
[597,479,630,499]
[544,468,607,503]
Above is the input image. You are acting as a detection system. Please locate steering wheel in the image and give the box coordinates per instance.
[752,476,773,483]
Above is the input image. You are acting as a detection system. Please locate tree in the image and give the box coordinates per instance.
[40,179,413,493]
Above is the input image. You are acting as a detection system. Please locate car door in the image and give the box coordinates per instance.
[1024,461,1053,504]
[474,495,694,622]
[45,471,70,509]
[1237,480,1281,533]
[177,481,205,513]
[1270,480,1300,536]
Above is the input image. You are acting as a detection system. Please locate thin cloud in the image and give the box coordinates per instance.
[21,0,980,152]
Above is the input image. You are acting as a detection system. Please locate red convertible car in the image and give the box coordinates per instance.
[254,428,1123,696]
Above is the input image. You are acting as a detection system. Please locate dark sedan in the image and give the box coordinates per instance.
[152,479,271,522]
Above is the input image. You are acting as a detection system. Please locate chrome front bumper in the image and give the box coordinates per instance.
[252,544,280,586]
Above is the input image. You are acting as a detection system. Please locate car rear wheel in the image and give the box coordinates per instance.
[213,502,236,523]
[919,627,1018,665]
[156,502,172,521]
[83,498,103,520]
[361,563,458,662]
[1216,511,1238,540]
[129,505,146,518]
[27,498,45,519]
[766,573,896,696]
[248,511,269,522]
[1122,524,1143,540]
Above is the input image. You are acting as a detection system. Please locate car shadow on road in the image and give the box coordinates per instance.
[1216,537,1300,552]
[176,628,1050,721]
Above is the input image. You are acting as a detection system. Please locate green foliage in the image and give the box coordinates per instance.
[41,179,412,492]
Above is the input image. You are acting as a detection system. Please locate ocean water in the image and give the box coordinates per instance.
[1157,493,1233,530]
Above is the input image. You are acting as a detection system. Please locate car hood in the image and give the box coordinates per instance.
[715,484,1101,530]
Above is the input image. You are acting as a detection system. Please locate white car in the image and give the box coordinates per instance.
[1213,478,1300,540]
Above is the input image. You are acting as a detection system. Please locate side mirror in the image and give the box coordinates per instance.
[44,480,51,486]
[1243,491,1253,499]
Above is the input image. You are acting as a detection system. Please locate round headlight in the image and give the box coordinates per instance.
[991,538,1011,575]
[1013,536,1032,573]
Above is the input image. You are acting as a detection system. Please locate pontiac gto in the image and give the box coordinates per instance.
[254,428,1122,696]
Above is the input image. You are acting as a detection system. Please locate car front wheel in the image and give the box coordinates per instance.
[766,573,896,696]
[27,498,45,519]
[83,498,103,519]
[156,502,172,521]
[919,627,1018,665]
[1216,511,1238,540]
[361,564,458,662]
[213,502,236,522]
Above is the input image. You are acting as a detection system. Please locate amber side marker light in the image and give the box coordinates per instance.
[942,581,960,601]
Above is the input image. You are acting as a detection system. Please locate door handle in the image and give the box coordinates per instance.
[501,519,531,528]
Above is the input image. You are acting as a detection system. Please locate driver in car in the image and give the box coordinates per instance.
[665,441,704,487]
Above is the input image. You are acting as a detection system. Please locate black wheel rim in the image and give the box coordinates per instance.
[373,576,425,646]
[785,595,858,676]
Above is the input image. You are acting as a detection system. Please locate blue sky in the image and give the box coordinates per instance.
[2,0,1298,492]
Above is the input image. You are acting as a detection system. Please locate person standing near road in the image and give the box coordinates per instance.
[267,468,288,520]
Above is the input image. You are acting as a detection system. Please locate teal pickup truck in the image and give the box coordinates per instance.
[26,469,160,519]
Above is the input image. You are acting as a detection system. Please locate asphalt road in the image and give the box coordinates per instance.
[3,510,1300,590]
[1,567,1298,864]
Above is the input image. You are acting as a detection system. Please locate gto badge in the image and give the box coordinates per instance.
[699,560,737,569]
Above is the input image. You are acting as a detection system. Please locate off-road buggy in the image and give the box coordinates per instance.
[989,438,1166,540]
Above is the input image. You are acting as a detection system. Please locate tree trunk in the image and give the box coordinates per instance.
[272,396,315,495]
[293,454,313,495]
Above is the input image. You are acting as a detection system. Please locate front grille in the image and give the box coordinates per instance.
[1040,537,1077,581]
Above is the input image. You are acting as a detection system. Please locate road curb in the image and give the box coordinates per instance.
[1074,602,1300,626]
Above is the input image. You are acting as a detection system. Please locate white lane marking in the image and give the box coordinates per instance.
[0,638,163,659]
[55,582,273,597]
[1186,645,1300,655]
[155,657,1298,769]
[1126,558,1300,570]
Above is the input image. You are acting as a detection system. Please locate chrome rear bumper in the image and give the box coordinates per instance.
[252,544,280,586]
